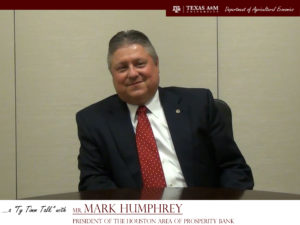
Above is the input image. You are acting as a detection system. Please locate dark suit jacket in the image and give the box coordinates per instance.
[76,87,254,191]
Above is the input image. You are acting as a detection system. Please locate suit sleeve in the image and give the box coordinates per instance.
[76,112,117,191]
[206,90,254,190]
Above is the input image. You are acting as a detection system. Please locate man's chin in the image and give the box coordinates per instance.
[128,94,147,105]
[118,87,157,105]
[125,90,152,105]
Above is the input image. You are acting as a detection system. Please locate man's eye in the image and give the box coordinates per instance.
[117,66,127,72]
[136,62,146,68]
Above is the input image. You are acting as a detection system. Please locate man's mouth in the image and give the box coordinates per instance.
[128,81,143,86]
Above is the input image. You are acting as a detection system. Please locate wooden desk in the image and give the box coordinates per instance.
[25,187,300,200]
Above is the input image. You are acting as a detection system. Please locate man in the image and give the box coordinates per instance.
[76,30,254,191]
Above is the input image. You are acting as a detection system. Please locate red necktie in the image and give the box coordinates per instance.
[135,106,166,188]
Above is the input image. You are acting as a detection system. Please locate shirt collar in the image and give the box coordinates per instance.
[127,89,161,122]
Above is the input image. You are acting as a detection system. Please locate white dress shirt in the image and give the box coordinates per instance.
[127,90,187,187]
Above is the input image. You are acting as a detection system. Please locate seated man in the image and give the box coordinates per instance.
[76,30,254,191]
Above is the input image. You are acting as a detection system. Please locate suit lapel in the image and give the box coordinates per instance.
[106,97,142,187]
[159,88,195,185]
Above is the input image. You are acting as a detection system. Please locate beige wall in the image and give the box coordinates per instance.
[0,10,16,199]
[219,17,300,194]
[0,11,299,198]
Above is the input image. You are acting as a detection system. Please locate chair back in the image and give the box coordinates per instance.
[214,99,233,137]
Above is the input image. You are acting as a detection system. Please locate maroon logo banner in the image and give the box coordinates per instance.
[1,0,300,16]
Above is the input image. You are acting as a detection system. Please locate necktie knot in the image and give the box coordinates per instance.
[137,105,147,115]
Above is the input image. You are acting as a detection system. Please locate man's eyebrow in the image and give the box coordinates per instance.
[136,58,146,61]
[115,61,127,67]
[134,58,147,63]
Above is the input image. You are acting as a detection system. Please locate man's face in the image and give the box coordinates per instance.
[110,44,159,105]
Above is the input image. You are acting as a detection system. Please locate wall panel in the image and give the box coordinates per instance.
[0,10,16,199]
[219,17,300,194]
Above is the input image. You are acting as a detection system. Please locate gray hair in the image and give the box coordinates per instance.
[107,30,158,70]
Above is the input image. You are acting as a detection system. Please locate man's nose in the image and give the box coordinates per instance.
[128,65,139,78]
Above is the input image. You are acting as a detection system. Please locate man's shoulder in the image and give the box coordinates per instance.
[76,94,120,117]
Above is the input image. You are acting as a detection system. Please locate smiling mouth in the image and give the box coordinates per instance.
[128,81,143,86]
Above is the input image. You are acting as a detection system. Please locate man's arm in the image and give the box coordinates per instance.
[76,112,117,191]
[206,91,254,190]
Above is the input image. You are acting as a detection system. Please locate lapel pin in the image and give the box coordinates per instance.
[176,109,181,114]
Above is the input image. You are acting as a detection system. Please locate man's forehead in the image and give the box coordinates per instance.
[114,44,146,54]
[112,44,150,60]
